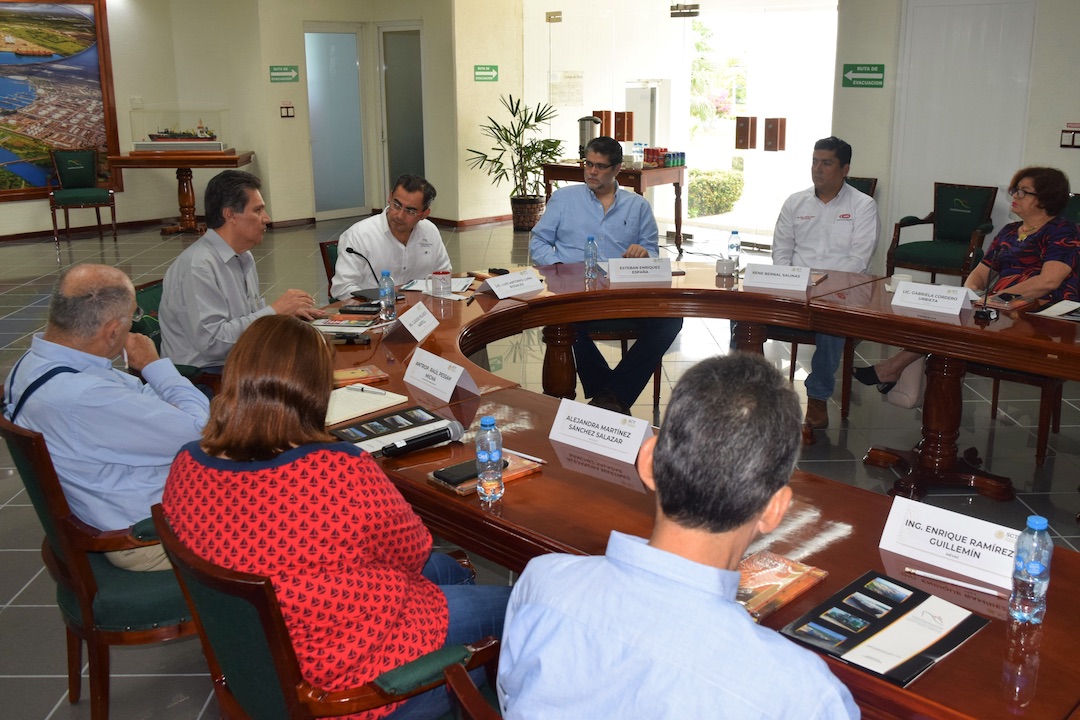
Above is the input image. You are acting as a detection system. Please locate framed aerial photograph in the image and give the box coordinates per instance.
[0,0,118,202]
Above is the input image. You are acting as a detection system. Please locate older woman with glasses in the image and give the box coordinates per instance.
[855,166,1080,392]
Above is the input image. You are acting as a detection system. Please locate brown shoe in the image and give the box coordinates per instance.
[804,397,829,429]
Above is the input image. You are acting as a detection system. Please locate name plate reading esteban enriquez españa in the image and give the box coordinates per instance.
[891,280,970,316]
[403,347,478,403]
[607,258,672,283]
[548,398,652,464]
[742,264,811,290]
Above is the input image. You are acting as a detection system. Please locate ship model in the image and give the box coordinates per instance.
[149,118,217,141]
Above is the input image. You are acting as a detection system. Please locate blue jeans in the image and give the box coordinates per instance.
[806,333,844,401]
[386,552,511,719]
[573,317,683,408]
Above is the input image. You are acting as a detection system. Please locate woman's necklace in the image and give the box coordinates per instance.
[1018,216,1050,242]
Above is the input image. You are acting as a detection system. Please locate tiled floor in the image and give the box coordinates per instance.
[1,219,1078,719]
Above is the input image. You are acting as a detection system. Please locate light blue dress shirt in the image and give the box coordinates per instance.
[3,335,209,531]
[529,183,660,265]
[498,531,860,719]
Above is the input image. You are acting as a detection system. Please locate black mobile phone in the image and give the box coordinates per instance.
[433,458,509,486]
[340,305,380,315]
[997,292,1021,302]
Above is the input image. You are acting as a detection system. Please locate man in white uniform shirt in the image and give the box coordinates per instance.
[773,136,879,429]
[330,173,451,301]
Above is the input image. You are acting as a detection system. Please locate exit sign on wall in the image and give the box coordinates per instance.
[842,64,884,88]
[474,65,498,82]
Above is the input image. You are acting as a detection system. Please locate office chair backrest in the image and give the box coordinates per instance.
[934,183,997,243]
[52,149,99,190]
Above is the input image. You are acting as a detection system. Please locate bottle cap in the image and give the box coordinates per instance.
[381,270,390,277]
[1026,515,1048,531]
[480,415,495,428]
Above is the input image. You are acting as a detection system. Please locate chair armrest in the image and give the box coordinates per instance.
[131,516,160,542]
[898,212,933,228]
[65,515,160,552]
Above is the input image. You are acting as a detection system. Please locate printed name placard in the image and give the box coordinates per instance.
[476,268,544,298]
[608,258,672,283]
[742,264,811,290]
[397,301,438,342]
[891,280,970,316]
[549,440,645,492]
[403,347,478,403]
[879,496,1019,589]
[548,398,652,464]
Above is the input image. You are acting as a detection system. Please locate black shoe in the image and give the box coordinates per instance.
[588,391,631,415]
[853,365,896,394]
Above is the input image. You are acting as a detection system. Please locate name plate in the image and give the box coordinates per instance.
[891,280,970,315]
[403,347,478,403]
[742,264,811,290]
[548,398,652,464]
[397,301,437,342]
[879,496,1018,589]
[608,258,672,283]
[477,268,544,298]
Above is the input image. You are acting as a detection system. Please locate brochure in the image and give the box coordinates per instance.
[781,571,988,687]
[736,550,828,621]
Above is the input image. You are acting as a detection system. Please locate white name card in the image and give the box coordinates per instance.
[548,398,651,464]
[397,301,437,342]
[608,258,672,283]
[879,496,1019,590]
[549,440,646,492]
[891,280,971,315]
[477,268,544,298]
[742,264,811,290]
[403,347,478,403]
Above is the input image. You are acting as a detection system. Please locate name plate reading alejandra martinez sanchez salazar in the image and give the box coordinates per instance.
[548,398,652,464]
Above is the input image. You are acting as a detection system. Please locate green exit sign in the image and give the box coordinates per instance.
[270,65,299,83]
[474,65,498,82]
[842,64,884,88]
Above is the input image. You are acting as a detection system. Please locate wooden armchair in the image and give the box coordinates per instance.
[445,662,502,720]
[318,239,339,302]
[151,504,500,719]
[845,176,878,198]
[0,415,195,720]
[886,183,997,283]
[132,279,219,394]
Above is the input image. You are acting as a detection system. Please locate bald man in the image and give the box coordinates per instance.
[3,264,209,571]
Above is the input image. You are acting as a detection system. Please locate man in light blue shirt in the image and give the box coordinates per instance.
[529,136,681,414]
[4,264,210,571]
[498,354,859,719]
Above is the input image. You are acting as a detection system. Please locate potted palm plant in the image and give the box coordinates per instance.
[467,95,563,231]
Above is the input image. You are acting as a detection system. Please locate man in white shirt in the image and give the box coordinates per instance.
[330,173,451,301]
[773,136,879,429]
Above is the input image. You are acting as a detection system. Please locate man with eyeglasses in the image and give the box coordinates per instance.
[331,173,451,301]
[772,136,879,430]
[530,136,682,415]
[3,264,209,571]
[160,170,324,370]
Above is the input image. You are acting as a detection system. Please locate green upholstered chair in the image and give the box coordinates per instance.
[49,149,117,244]
[1059,192,1080,226]
[886,182,997,283]
[151,504,500,720]
[318,239,338,302]
[845,176,878,198]
[444,662,502,720]
[0,415,195,720]
[131,279,216,392]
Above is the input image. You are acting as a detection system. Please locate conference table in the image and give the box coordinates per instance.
[330,277,1080,719]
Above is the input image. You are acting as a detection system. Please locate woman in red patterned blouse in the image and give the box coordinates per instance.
[162,315,510,719]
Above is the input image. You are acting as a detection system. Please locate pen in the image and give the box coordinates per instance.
[504,448,547,465]
[466,294,477,306]
[902,567,1006,597]
[346,384,387,395]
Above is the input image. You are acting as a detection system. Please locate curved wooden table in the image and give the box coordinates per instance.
[333,281,1080,720]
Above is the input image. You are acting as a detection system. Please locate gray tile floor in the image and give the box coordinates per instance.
[1,219,1078,719]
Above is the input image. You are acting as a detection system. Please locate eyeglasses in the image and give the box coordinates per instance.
[583,160,614,171]
[131,307,144,324]
[1008,187,1037,199]
[388,198,422,217]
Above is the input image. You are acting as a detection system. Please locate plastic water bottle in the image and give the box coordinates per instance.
[475,415,504,502]
[584,236,599,280]
[727,229,741,257]
[1009,515,1053,623]
[378,270,396,322]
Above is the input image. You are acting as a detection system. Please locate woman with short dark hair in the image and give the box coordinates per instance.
[163,315,509,719]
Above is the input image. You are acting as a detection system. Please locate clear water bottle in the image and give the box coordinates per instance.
[378,270,396,322]
[1009,515,1053,623]
[584,235,599,280]
[475,416,504,502]
[727,229,741,257]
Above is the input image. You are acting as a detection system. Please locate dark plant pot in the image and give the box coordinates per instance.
[510,195,545,231]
